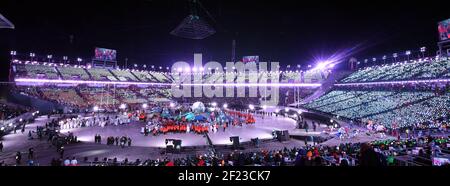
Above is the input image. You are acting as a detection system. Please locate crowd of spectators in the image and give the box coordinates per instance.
[58,136,448,166]
[340,57,450,83]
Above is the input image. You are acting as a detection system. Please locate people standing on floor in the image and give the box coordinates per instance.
[64,157,71,166]
[70,157,78,166]
[28,148,34,159]
[15,151,22,165]
[59,146,65,158]
[21,123,26,134]
[127,137,132,147]
[304,122,309,133]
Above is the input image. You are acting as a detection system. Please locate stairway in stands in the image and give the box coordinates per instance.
[300,70,353,105]
[107,69,120,81]
[83,68,94,80]
[54,67,64,79]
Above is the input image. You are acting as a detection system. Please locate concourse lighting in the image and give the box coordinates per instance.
[420,47,426,52]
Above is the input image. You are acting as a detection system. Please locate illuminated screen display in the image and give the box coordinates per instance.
[438,18,450,41]
[94,47,117,61]
[432,157,450,166]
[242,56,259,63]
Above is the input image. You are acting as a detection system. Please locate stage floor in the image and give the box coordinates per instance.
[60,115,298,148]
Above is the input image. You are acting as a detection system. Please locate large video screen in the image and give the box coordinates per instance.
[242,56,259,63]
[438,18,450,41]
[94,47,117,61]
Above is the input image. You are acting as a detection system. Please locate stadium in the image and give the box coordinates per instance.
[0,0,450,169]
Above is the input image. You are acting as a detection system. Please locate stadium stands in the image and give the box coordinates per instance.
[79,87,119,107]
[149,71,170,83]
[110,69,139,81]
[130,70,156,82]
[14,63,59,79]
[57,66,91,80]
[304,89,449,128]
[340,58,450,83]
[87,68,118,81]
[40,88,87,107]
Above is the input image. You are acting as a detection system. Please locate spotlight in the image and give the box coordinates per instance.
[142,103,148,109]
[119,103,127,109]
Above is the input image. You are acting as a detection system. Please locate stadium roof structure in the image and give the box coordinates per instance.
[0,13,14,29]
[170,14,216,39]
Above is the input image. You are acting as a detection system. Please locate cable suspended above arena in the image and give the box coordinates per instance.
[170,0,216,39]
[0,13,14,29]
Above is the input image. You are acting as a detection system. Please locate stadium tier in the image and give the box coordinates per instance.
[40,87,87,108]
[109,69,140,82]
[13,62,60,79]
[86,68,118,81]
[340,58,450,83]
[130,70,157,82]
[57,65,91,80]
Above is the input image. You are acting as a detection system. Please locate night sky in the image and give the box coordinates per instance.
[0,0,449,81]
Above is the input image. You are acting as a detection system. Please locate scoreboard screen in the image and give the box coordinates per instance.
[242,56,259,63]
[94,47,117,61]
[438,18,450,41]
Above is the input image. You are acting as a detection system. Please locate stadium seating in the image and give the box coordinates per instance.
[40,88,87,107]
[115,88,147,104]
[131,70,156,82]
[149,71,170,83]
[304,90,448,128]
[79,87,119,106]
[363,93,450,128]
[14,63,60,79]
[110,69,139,81]
[87,68,118,81]
[57,66,91,80]
[281,72,300,83]
[340,59,450,83]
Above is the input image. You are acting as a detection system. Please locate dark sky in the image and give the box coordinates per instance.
[0,0,449,79]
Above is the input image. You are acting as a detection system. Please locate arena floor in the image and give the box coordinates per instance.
[0,114,402,165]
[59,115,298,147]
